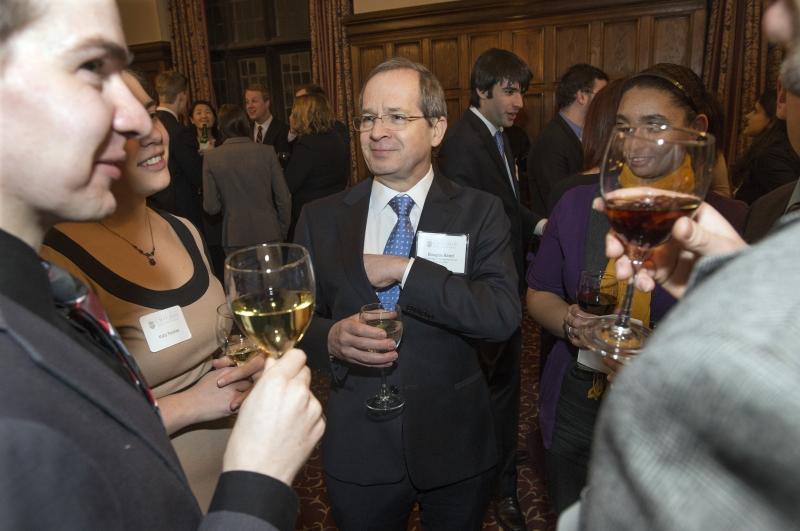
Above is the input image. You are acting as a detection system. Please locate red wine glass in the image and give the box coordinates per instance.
[581,125,715,360]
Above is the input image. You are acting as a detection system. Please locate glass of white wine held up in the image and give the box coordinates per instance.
[224,244,315,359]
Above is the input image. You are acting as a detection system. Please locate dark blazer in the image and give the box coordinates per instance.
[438,109,542,293]
[528,113,584,216]
[254,118,291,155]
[744,179,797,243]
[150,110,205,229]
[734,121,800,205]
[294,174,520,490]
[284,128,350,235]
[0,292,288,530]
[203,137,291,246]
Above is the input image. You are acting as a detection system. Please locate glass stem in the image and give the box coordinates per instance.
[377,368,391,401]
[614,246,646,330]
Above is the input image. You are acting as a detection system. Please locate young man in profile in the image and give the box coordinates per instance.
[0,1,323,529]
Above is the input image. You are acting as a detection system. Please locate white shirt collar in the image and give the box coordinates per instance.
[470,106,502,137]
[370,166,435,214]
[254,116,273,130]
[156,106,179,121]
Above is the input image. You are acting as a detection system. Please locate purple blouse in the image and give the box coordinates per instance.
[527,184,676,448]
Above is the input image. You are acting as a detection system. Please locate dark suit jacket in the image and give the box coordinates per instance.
[438,109,542,293]
[294,174,520,489]
[743,179,797,243]
[0,293,290,530]
[284,128,350,233]
[528,113,584,216]
[254,118,291,155]
[150,110,204,229]
[203,137,291,246]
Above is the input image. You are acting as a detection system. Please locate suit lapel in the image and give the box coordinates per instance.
[416,173,461,236]
[464,111,517,199]
[340,180,380,303]
[0,295,189,487]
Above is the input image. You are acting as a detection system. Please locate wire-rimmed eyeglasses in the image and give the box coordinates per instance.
[353,113,434,132]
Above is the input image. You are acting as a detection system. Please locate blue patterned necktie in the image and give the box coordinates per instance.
[376,194,415,308]
[495,130,517,197]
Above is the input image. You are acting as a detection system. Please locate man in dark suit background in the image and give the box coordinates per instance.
[528,63,608,215]
[150,70,205,230]
[0,0,324,528]
[244,83,291,160]
[294,57,520,529]
[438,48,543,531]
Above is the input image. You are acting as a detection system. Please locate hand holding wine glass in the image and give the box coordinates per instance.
[581,125,715,361]
[360,302,404,414]
[225,244,315,359]
[564,271,618,348]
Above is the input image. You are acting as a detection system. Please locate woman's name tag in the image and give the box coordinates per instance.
[139,306,192,352]
[415,231,469,274]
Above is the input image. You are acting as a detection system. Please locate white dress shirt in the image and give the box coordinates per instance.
[253,116,273,142]
[364,166,435,286]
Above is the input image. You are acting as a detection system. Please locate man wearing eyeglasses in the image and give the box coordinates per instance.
[528,63,608,215]
[294,57,520,529]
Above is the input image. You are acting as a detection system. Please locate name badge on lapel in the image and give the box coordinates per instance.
[139,306,192,352]
[415,231,469,274]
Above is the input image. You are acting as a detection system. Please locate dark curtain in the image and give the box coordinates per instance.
[167,0,216,107]
[703,0,783,166]
[309,0,358,184]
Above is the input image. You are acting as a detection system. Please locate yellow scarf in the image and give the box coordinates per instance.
[619,152,695,191]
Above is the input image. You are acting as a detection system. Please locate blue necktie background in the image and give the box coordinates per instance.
[376,194,415,308]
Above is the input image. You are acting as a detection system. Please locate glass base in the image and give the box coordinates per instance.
[365,392,405,413]
[580,316,651,362]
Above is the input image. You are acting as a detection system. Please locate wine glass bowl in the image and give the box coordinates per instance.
[224,244,315,359]
[215,302,261,367]
[582,125,715,361]
[361,302,404,414]
[577,270,618,317]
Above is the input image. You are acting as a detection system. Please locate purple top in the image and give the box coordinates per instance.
[527,184,676,448]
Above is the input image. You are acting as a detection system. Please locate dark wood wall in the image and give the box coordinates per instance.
[344,0,706,180]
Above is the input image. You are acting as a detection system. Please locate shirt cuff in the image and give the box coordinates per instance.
[209,471,298,531]
[400,257,415,287]
[534,218,548,237]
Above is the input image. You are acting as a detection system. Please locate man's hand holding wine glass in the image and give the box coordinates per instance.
[327,314,398,367]
[599,200,747,299]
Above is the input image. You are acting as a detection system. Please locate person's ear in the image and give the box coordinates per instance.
[430,117,448,148]
[776,79,787,120]
[691,113,709,133]
[477,88,490,101]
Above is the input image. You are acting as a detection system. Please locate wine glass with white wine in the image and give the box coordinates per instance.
[361,302,404,414]
[215,302,261,366]
[224,244,315,359]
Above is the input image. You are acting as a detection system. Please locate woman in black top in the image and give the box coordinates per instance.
[284,93,350,240]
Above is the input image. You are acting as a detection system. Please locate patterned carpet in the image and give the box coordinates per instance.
[293,314,556,530]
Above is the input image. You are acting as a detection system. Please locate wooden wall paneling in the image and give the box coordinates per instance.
[511,28,546,84]
[468,32,502,68]
[343,0,708,180]
[394,41,423,63]
[602,19,640,78]
[589,21,604,69]
[689,9,706,75]
[637,16,654,72]
[652,15,691,67]
[431,38,461,90]
[554,24,591,78]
